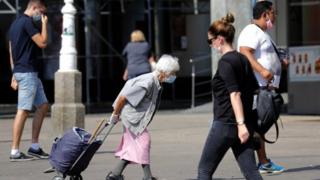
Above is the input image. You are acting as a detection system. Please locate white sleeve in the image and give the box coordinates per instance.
[237,25,259,50]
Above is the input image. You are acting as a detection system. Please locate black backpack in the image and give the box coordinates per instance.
[255,88,284,143]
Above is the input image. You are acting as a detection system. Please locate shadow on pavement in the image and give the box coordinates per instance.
[284,164,320,173]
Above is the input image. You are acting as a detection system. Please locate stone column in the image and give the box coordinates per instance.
[51,0,85,137]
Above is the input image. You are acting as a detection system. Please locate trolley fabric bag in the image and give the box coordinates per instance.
[49,127,91,174]
[255,89,284,143]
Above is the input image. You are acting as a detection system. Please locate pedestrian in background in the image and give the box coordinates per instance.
[106,55,179,180]
[122,30,156,81]
[238,0,286,174]
[8,0,49,161]
[197,13,262,180]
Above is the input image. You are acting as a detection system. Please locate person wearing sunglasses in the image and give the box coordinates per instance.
[197,13,262,180]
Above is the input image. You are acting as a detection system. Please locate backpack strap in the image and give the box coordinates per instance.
[260,120,279,144]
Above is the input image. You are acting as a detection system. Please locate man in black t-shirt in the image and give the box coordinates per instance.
[8,0,49,161]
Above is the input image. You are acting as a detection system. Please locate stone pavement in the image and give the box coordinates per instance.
[0,109,320,180]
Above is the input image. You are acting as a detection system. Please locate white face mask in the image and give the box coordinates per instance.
[213,45,222,53]
[211,37,222,53]
[164,75,176,83]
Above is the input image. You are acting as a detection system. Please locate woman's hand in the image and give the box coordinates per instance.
[123,69,128,81]
[229,91,249,144]
[109,113,120,124]
[237,124,250,144]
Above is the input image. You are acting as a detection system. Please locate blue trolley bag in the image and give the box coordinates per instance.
[49,127,102,175]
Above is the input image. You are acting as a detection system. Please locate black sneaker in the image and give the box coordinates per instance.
[10,152,34,162]
[106,172,124,180]
[28,148,49,159]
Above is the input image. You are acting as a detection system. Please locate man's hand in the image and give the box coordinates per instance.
[41,14,48,25]
[237,124,250,144]
[261,68,273,81]
[11,76,18,91]
[282,58,289,68]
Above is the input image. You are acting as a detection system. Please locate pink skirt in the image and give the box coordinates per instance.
[115,127,151,164]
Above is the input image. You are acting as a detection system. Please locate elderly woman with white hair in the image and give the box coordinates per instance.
[106,54,180,180]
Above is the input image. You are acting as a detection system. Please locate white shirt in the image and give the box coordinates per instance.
[237,24,282,88]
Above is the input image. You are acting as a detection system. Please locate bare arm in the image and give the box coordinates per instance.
[31,15,48,49]
[112,95,127,115]
[149,55,156,71]
[123,69,128,81]
[240,46,273,81]
[230,91,249,144]
[148,55,156,64]
[9,41,14,71]
[9,41,17,91]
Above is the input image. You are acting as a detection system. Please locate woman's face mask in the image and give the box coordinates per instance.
[164,75,176,83]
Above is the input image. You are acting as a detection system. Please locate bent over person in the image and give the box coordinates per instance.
[8,0,49,161]
[197,13,262,180]
[106,55,179,180]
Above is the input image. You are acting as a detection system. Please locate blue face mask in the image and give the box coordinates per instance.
[33,14,41,22]
[32,11,42,22]
[164,75,176,83]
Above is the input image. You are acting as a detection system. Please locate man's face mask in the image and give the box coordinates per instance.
[32,10,42,22]
[266,9,275,30]
[266,18,273,30]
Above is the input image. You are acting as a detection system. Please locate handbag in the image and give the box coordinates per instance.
[255,87,284,143]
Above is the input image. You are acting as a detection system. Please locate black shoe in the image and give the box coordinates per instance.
[106,172,124,180]
[28,147,49,159]
[10,152,34,162]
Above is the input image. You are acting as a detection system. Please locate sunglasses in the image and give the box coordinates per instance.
[207,37,215,45]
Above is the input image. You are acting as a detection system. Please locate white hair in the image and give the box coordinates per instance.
[155,54,180,74]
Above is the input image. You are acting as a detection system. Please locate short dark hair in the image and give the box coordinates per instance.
[253,1,273,19]
[27,0,46,8]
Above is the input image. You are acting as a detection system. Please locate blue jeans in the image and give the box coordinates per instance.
[198,121,263,180]
[14,72,48,111]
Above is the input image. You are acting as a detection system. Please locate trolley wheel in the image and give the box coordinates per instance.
[69,175,82,180]
[52,175,64,180]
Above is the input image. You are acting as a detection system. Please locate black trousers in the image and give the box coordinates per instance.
[198,121,263,180]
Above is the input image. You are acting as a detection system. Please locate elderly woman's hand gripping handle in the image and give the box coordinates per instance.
[108,95,127,125]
